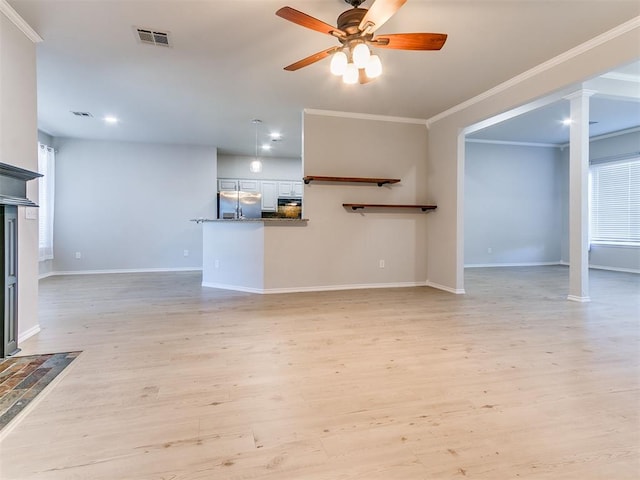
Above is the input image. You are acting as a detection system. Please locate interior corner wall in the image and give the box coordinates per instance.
[217,154,301,181]
[262,112,431,291]
[0,12,39,340]
[426,21,640,292]
[52,138,217,273]
[464,143,562,266]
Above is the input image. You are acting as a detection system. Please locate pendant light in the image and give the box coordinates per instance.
[250,119,262,173]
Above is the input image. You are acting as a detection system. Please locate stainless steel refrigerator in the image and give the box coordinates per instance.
[217,191,262,219]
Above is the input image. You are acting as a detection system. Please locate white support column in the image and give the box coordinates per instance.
[565,89,595,302]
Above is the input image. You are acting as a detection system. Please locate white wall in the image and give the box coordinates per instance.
[465,142,562,266]
[52,138,217,273]
[426,19,640,292]
[217,154,301,181]
[0,10,40,341]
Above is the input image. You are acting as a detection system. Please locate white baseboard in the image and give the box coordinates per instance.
[201,282,263,294]
[465,261,562,268]
[589,264,640,274]
[263,281,429,295]
[38,271,55,280]
[202,281,429,295]
[425,281,465,295]
[567,295,591,303]
[45,267,202,277]
[18,324,41,343]
[556,261,637,274]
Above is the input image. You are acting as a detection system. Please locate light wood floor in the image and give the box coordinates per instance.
[1,266,638,479]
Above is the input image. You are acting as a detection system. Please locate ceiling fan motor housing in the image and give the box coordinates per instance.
[337,8,374,46]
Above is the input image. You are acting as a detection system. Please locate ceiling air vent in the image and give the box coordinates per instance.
[135,27,171,47]
[71,111,93,117]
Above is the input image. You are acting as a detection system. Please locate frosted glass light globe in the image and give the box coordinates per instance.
[330,51,348,76]
[343,63,358,84]
[352,43,370,69]
[365,55,382,78]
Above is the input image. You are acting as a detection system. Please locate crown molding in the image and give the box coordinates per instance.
[426,16,640,127]
[466,138,560,148]
[601,71,640,83]
[558,125,640,149]
[304,108,427,125]
[0,0,42,43]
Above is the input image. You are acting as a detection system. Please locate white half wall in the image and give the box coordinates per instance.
[52,138,217,273]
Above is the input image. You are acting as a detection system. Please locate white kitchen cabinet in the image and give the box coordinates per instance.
[278,181,303,197]
[260,181,278,212]
[218,179,238,191]
[239,179,259,192]
[218,179,260,193]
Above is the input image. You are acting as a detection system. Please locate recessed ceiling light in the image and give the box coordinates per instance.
[269,132,282,140]
[261,144,272,151]
[562,118,572,126]
[104,116,119,124]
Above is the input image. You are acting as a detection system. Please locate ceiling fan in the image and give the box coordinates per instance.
[276,0,447,84]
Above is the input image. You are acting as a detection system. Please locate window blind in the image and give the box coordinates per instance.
[590,158,640,245]
[38,143,55,260]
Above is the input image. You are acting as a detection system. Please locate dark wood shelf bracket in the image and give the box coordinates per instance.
[343,204,437,212]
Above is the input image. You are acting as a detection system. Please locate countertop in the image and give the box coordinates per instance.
[191,218,309,225]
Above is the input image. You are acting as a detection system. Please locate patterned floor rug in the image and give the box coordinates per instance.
[0,351,81,432]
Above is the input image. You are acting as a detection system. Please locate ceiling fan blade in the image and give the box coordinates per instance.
[276,7,345,37]
[358,0,407,34]
[284,47,339,71]
[372,33,448,50]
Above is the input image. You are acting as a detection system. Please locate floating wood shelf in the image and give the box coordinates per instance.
[343,204,437,212]
[303,176,401,187]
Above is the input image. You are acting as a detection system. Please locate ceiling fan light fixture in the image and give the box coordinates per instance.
[330,50,348,75]
[352,42,371,68]
[343,63,359,84]
[365,54,382,78]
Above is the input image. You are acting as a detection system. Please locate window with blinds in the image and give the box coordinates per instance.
[38,143,55,260]
[589,157,640,246]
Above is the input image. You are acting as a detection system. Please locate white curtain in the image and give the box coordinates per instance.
[38,143,55,261]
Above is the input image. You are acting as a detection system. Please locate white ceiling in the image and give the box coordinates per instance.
[8,0,640,157]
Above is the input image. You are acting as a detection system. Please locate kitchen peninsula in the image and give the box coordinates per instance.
[196,218,308,293]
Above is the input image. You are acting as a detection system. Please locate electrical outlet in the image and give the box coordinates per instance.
[487,247,492,254]
[214,259,220,269]
[183,249,189,257]
[75,252,82,259]
[379,259,385,268]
